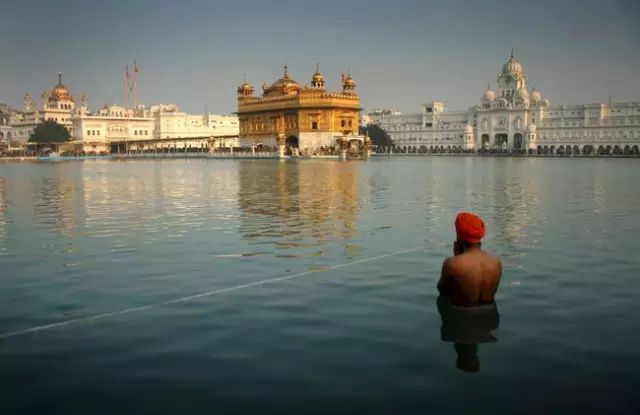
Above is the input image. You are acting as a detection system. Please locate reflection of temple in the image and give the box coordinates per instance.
[437,296,500,373]
[237,161,360,247]
[237,66,366,156]
[33,171,84,238]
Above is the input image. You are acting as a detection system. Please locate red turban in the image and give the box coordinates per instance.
[455,212,485,244]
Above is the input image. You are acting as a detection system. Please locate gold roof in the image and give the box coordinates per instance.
[49,72,73,102]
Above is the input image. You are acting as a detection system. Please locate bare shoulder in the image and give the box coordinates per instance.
[483,251,502,272]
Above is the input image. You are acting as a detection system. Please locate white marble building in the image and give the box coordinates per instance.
[10,73,76,146]
[7,73,239,153]
[71,101,239,153]
[367,53,640,155]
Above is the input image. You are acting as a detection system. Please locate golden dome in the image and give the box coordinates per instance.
[271,65,300,90]
[49,72,73,102]
[311,63,325,89]
[237,75,254,95]
[343,72,356,88]
[312,64,324,82]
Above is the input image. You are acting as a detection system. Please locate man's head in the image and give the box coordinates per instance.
[455,212,485,247]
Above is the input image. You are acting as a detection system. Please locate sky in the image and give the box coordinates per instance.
[0,0,639,114]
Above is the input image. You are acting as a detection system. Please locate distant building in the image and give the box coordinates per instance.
[10,73,76,147]
[366,52,640,155]
[236,65,364,155]
[71,101,239,153]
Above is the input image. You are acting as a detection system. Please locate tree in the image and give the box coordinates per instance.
[359,124,394,147]
[29,120,70,144]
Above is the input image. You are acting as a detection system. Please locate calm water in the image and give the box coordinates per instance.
[1,158,639,413]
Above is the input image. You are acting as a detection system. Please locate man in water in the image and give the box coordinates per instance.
[437,212,502,306]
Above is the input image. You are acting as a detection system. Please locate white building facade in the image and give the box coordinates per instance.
[367,53,640,155]
[71,103,239,153]
[9,73,76,146]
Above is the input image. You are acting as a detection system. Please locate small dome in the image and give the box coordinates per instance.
[344,74,356,87]
[540,99,550,108]
[482,87,495,102]
[312,67,324,83]
[237,78,254,95]
[311,64,325,89]
[530,88,542,102]
[516,87,529,99]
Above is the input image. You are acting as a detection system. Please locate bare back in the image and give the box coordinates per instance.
[438,249,502,306]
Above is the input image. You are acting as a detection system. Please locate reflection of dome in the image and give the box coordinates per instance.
[530,88,542,102]
[49,72,73,102]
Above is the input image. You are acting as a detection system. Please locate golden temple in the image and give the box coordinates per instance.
[237,65,369,157]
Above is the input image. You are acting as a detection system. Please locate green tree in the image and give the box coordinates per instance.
[29,120,70,144]
[359,124,394,147]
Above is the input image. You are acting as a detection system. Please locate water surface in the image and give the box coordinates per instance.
[1,158,639,413]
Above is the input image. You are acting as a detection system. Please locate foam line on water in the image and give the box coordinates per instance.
[0,247,422,340]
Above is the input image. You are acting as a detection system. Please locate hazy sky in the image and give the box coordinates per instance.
[1,0,638,114]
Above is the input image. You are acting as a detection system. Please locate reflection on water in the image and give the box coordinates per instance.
[437,296,500,373]
[1,158,640,413]
[238,161,360,257]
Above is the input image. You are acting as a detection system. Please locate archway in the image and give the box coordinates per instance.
[557,145,565,155]
[550,145,555,154]
[481,134,490,149]
[605,145,612,155]
[565,145,572,155]
[573,145,580,155]
[613,145,622,155]
[419,145,427,153]
[286,135,299,148]
[513,133,523,151]
[597,145,605,155]
[537,145,542,155]
[543,145,549,155]
[624,145,631,155]
[286,135,299,155]
[494,134,508,148]
[633,145,639,155]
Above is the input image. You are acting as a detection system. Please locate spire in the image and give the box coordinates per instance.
[283,64,289,78]
[510,48,514,59]
[58,71,62,85]
[316,62,320,72]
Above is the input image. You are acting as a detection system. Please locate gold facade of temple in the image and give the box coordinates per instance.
[237,65,365,156]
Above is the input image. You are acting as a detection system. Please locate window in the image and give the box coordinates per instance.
[426,107,432,113]
[312,121,318,130]
[341,120,345,128]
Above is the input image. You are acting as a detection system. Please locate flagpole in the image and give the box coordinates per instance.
[125,64,129,109]
[134,60,138,109]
